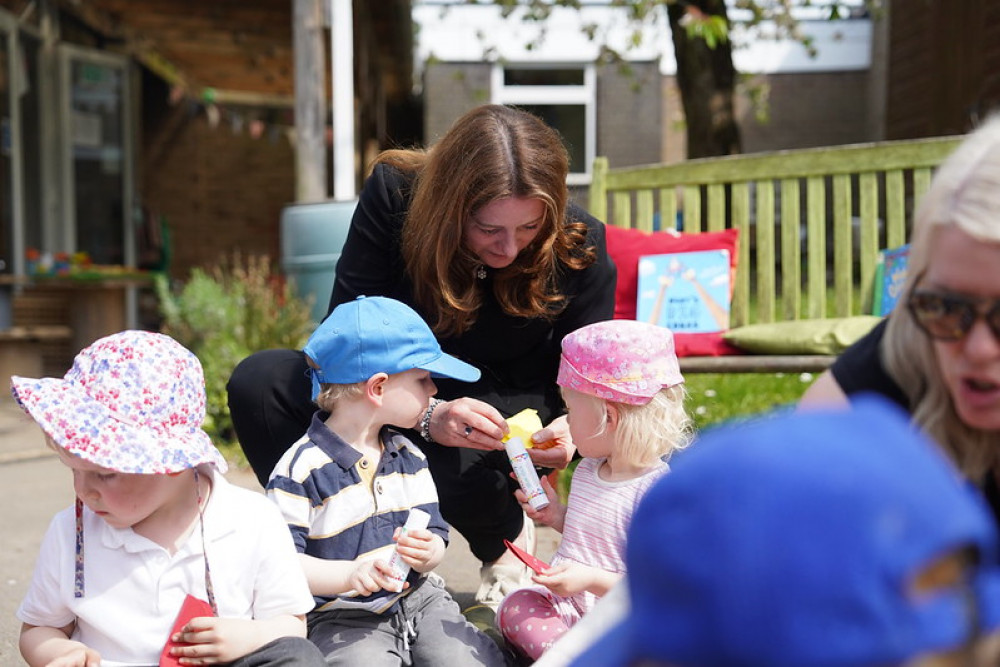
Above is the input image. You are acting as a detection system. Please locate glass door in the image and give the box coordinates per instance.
[59,45,133,266]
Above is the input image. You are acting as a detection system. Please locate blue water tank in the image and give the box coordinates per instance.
[280,200,357,324]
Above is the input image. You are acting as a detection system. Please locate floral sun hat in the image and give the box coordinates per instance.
[10,330,226,474]
[557,320,684,405]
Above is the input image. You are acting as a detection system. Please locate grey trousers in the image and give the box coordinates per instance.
[308,575,509,667]
[228,636,327,667]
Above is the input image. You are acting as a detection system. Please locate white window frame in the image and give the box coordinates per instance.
[490,63,596,187]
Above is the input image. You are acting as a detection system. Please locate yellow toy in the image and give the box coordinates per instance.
[503,408,555,449]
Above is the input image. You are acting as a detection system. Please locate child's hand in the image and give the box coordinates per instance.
[349,559,393,595]
[44,646,101,667]
[169,616,262,664]
[526,414,576,469]
[532,562,621,598]
[392,527,445,573]
[513,474,566,531]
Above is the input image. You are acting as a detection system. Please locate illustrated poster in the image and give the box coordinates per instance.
[636,249,731,333]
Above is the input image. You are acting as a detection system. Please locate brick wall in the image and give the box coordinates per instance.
[422,63,493,142]
[594,61,662,169]
[884,0,1000,140]
[140,111,296,281]
[738,71,875,152]
[657,70,874,165]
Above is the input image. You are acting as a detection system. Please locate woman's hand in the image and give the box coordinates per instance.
[429,398,508,450]
[526,414,576,470]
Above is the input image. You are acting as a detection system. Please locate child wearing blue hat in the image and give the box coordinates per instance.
[572,397,1000,667]
[266,296,509,666]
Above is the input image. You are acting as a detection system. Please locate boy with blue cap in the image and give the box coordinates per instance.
[266,296,509,666]
[571,397,1000,667]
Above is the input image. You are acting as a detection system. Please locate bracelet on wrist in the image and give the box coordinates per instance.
[420,398,443,442]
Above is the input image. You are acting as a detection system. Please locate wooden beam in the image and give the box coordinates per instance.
[293,0,327,201]
[58,0,294,106]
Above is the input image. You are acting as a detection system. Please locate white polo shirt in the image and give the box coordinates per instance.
[18,468,314,666]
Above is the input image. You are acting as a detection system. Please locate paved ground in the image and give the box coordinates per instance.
[0,398,558,665]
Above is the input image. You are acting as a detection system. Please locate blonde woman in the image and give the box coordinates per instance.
[228,104,617,606]
[802,114,1000,513]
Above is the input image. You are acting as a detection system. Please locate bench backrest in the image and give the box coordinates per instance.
[588,136,962,328]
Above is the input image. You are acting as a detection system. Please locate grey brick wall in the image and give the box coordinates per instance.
[595,61,663,169]
[422,63,493,143]
[738,71,875,152]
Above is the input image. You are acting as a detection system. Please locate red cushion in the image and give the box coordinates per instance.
[604,225,742,357]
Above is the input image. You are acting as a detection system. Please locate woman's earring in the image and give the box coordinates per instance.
[476,265,487,280]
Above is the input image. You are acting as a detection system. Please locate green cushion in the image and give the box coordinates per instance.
[722,316,883,355]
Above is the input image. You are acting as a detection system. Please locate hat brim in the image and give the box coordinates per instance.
[11,375,226,475]
[420,353,481,383]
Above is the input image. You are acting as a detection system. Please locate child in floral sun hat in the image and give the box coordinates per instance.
[12,330,325,667]
[496,319,692,661]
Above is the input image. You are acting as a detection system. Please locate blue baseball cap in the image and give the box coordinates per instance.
[304,296,480,399]
[574,397,1000,667]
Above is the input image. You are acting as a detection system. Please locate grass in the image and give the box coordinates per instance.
[684,370,819,432]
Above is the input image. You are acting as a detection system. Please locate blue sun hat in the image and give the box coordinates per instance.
[304,295,480,399]
[573,396,1000,667]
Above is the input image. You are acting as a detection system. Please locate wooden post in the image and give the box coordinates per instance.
[293,0,327,202]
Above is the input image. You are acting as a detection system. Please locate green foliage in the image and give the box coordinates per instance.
[680,10,729,48]
[156,253,314,456]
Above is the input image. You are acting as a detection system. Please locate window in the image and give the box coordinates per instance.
[0,12,43,276]
[492,64,595,186]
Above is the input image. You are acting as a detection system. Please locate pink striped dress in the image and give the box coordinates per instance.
[549,456,668,623]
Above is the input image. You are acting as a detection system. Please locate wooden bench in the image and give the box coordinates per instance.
[588,135,963,373]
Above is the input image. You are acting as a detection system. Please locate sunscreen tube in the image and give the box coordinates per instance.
[384,509,431,592]
[504,436,550,511]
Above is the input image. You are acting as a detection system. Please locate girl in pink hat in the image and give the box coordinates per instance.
[496,319,692,662]
[12,331,325,667]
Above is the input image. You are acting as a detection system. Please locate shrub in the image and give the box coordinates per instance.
[157,253,314,454]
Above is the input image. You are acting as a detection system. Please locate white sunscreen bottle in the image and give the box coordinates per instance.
[384,508,431,592]
[504,436,550,511]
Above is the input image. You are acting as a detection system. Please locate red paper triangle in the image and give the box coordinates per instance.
[159,594,215,667]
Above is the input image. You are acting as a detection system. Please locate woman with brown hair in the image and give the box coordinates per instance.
[227,104,617,607]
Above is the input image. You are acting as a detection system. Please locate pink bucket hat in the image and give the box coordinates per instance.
[557,320,684,405]
[10,330,226,474]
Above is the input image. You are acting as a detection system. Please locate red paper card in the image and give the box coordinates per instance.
[159,594,215,667]
[504,539,550,575]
